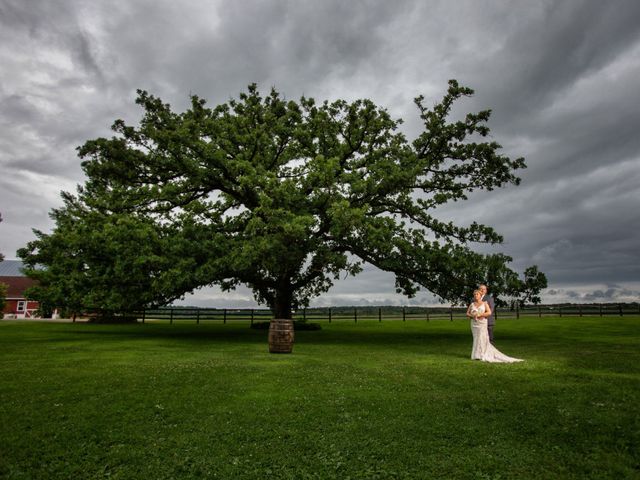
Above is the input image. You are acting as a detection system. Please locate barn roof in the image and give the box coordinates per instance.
[0,260,27,277]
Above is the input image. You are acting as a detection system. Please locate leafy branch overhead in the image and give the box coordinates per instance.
[19,81,545,317]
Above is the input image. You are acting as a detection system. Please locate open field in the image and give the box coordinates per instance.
[1,316,639,479]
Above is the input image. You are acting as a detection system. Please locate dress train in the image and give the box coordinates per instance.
[470,317,523,363]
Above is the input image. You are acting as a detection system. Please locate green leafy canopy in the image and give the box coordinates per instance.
[19,81,546,317]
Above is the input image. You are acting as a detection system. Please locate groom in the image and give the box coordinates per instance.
[479,284,495,344]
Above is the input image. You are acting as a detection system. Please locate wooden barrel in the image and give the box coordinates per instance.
[268,318,294,353]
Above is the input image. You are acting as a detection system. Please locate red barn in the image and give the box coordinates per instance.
[0,260,40,319]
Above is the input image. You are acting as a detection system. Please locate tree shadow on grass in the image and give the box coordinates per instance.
[52,321,475,352]
[57,322,268,346]
[33,320,636,370]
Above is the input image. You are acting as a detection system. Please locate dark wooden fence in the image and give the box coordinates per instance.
[515,303,640,318]
[131,303,640,324]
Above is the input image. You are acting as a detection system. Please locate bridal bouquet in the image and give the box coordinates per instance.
[469,305,482,320]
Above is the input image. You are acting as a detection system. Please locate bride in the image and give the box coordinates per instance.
[467,289,523,363]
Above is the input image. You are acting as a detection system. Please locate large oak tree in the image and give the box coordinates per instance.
[19,81,546,318]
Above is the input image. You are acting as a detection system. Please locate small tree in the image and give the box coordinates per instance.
[19,81,545,318]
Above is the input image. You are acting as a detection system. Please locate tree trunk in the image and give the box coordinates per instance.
[273,288,293,319]
[269,286,295,353]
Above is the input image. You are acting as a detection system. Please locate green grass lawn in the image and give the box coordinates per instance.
[1,316,639,479]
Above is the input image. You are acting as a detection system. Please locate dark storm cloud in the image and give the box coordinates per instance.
[546,284,640,303]
[0,0,111,177]
[1,0,639,304]
[0,0,103,78]
[423,0,640,298]
[454,1,640,124]
[0,94,36,125]
[78,0,413,108]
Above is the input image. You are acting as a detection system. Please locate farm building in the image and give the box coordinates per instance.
[0,260,40,318]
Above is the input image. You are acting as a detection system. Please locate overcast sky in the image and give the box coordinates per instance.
[1,0,639,307]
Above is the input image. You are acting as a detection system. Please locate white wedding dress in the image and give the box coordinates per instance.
[470,303,523,363]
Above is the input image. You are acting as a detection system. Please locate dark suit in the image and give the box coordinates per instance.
[484,294,495,344]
